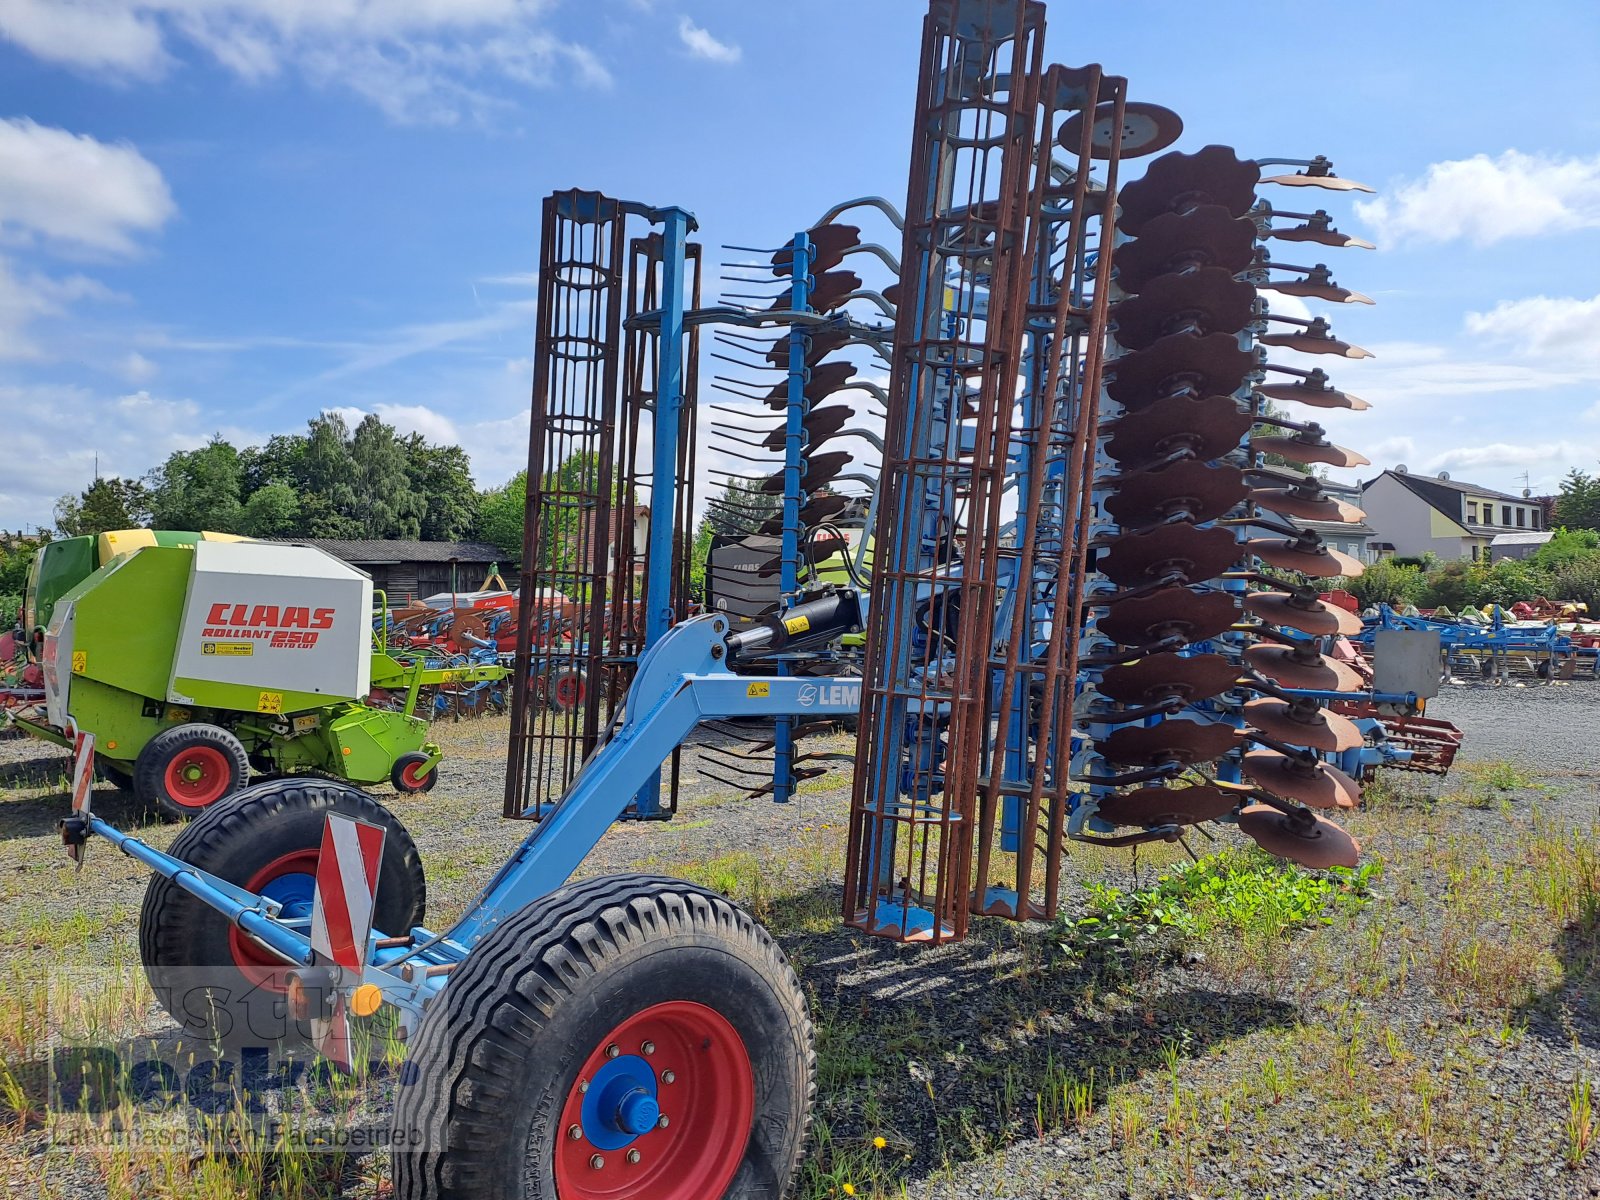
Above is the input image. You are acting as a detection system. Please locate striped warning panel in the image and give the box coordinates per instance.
[309,815,385,972]
[70,729,96,814]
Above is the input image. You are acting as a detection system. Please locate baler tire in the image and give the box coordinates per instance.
[134,723,251,819]
[95,758,136,793]
[390,873,814,1200]
[138,777,426,1055]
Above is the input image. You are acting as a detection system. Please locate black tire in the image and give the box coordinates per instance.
[134,722,251,820]
[391,752,439,793]
[139,777,426,1054]
[391,874,814,1200]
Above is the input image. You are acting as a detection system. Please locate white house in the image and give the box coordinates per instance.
[1359,469,1544,562]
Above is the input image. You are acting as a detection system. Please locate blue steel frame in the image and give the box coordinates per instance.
[86,615,863,1027]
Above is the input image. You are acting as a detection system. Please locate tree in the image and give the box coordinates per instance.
[146,436,245,532]
[347,415,424,539]
[240,434,307,495]
[404,436,479,541]
[1338,556,1426,609]
[54,478,151,537]
[477,471,527,559]
[1531,527,1600,572]
[690,476,785,600]
[239,482,302,538]
[1555,469,1600,532]
[300,414,361,538]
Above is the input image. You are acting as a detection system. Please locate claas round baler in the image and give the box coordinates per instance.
[19,536,454,817]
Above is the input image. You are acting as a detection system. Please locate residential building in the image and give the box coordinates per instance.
[1358,469,1544,562]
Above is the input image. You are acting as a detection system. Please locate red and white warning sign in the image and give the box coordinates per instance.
[308,814,386,973]
[69,727,96,816]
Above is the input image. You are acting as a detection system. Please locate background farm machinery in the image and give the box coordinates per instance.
[54,3,1465,1197]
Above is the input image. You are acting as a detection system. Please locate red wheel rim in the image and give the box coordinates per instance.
[400,760,430,789]
[228,850,320,992]
[554,673,583,710]
[553,1000,754,1200]
[163,745,233,808]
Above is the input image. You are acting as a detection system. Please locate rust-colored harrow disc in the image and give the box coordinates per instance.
[1106,332,1257,410]
[1258,329,1374,359]
[763,359,858,409]
[762,493,853,535]
[1265,219,1375,250]
[1117,145,1262,235]
[1244,644,1364,692]
[1243,697,1365,752]
[1240,752,1360,810]
[762,404,855,451]
[771,224,862,276]
[1250,435,1370,470]
[1247,538,1366,579]
[1098,720,1237,767]
[1261,171,1375,193]
[1104,460,1249,527]
[766,325,851,367]
[758,449,854,495]
[1102,395,1252,470]
[1096,586,1240,647]
[1095,784,1239,828]
[1258,277,1374,306]
[1058,100,1184,159]
[1237,804,1361,869]
[1097,653,1241,704]
[1113,205,1258,294]
[1251,486,1366,524]
[1111,268,1257,349]
[1098,523,1242,586]
[1256,379,1371,411]
[1242,591,1365,638]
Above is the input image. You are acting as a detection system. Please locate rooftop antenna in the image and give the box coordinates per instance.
[1518,471,1532,498]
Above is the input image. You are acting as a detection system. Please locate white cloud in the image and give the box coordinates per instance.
[1464,292,1600,364]
[0,118,175,256]
[0,1,611,125]
[0,256,120,360]
[1426,442,1590,475]
[0,382,267,526]
[1357,151,1600,247]
[677,16,740,63]
[116,350,158,383]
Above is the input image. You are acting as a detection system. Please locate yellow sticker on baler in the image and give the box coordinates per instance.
[203,641,254,657]
[746,682,770,698]
[70,651,86,674]
[257,691,284,714]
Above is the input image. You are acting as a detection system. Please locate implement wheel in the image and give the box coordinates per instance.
[391,874,813,1200]
[134,722,250,819]
[391,752,438,794]
[138,778,425,1053]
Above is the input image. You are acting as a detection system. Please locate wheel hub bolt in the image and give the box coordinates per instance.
[567,1124,582,1141]
[589,1154,604,1170]
[641,1040,655,1056]
[626,1149,641,1165]
[662,1070,676,1085]
[658,1115,669,1129]
[605,1043,620,1059]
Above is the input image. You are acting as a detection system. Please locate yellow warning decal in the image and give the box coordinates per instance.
[746,682,771,698]
[70,651,87,674]
[257,691,284,714]
[783,614,811,635]
[203,641,255,657]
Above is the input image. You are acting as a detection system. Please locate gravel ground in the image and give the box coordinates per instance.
[0,681,1597,1199]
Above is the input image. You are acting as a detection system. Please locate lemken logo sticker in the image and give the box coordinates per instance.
[797,682,862,709]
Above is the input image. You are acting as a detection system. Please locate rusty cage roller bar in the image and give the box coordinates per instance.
[971,64,1129,922]
[507,190,629,819]
[844,0,1048,943]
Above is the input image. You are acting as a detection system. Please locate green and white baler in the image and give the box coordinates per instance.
[18,535,501,817]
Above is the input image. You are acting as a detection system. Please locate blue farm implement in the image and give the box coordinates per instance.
[55,4,1451,1197]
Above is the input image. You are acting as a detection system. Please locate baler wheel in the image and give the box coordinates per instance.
[391,752,438,794]
[391,874,813,1200]
[134,723,250,819]
[138,777,425,1053]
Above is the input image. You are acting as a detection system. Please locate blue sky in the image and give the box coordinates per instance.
[2,0,1598,530]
